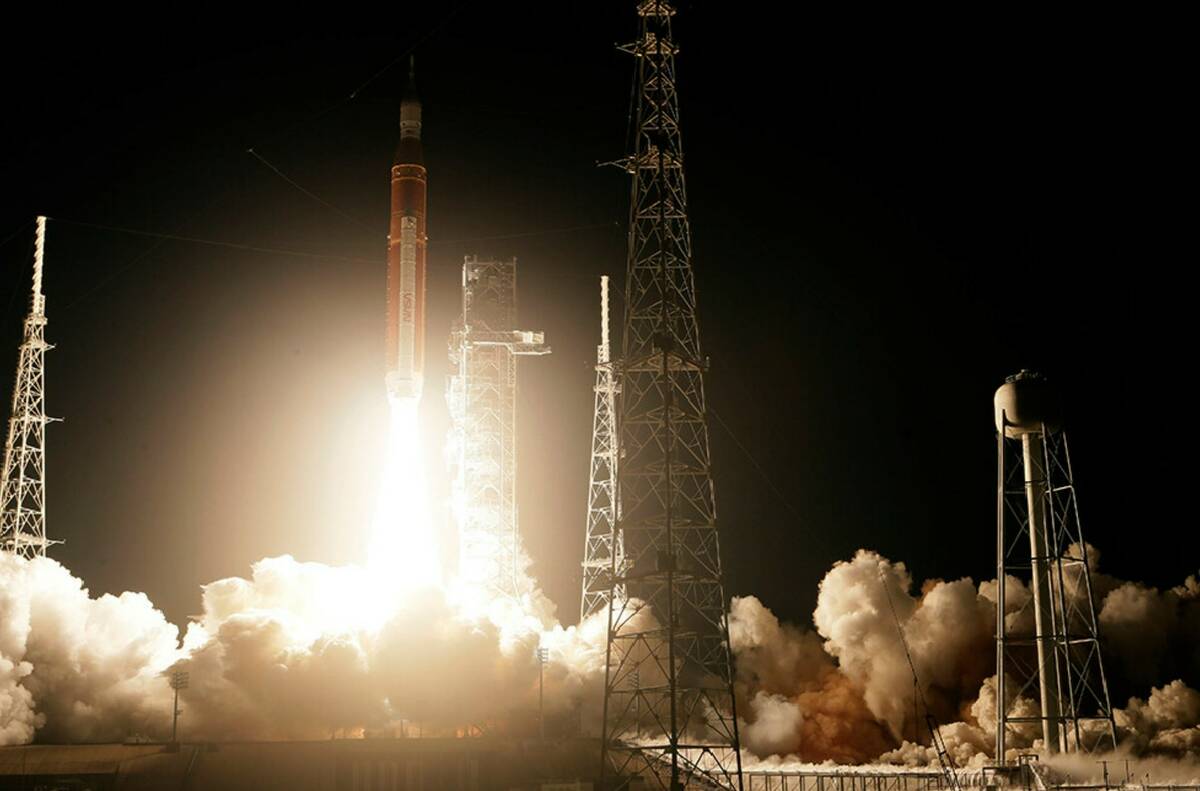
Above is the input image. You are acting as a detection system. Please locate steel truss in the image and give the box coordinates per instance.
[582,275,622,622]
[599,2,743,789]
[995,381,1116,759]
[448,256,549,601]
[1,216,58,558]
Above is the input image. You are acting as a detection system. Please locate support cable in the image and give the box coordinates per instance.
[244,4,469,152]
[48,218,379,264]
[0,219,36,253]
[49,217,618,268]
[877,566,963,791]
[246,149,375,233]
[243,5,470,228]
[2,240,32,330]
[709,406,805,526]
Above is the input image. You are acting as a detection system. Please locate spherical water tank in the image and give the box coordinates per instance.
[993,370,1061,438]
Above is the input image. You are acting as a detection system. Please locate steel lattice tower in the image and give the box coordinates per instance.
[1,216,58,558]
[448,256,549,603]
[599,3,743,788]
[581,275,622,622]
[994,370,1116,759]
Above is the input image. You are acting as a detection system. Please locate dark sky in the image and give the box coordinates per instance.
[0,5,1191,630]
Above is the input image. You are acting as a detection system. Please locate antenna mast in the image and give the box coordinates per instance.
[581,275,621,621]
[1,216,59,558]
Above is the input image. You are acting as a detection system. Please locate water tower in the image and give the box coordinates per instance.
[994,370,1116,760]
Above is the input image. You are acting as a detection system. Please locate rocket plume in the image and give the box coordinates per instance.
[367,397,441,601]
[0,536,605,744]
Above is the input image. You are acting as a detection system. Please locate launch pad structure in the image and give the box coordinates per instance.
[449,255,550,602]
[591,1,745,789]
[580,275,621,622]
[0,216,57,559]
[0,10,1167,791]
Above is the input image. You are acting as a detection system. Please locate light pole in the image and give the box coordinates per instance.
[170,670,189,743]
[537,647,549,740]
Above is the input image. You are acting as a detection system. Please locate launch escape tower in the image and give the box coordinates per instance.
[581,275,621,622]
[1,216,57,558]
[449,256,549,601]
[994,371,1116,759]
[596,2,744,788]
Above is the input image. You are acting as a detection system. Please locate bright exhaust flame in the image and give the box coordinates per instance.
[367,397,441,608]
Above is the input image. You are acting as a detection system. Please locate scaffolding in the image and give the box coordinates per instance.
[448,256,549,601]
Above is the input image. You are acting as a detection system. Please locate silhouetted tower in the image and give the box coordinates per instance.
[994,370,1116,759]
[581,275,621,621]
[599,3,743,788]
[448,256,549,607]
[1,216,58,558]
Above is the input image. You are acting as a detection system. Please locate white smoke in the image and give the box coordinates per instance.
[1043,746,1200,786]
[2,541,1197,768]
[0,552,606,745]
[1101,576,1200,690]
[0,553,178,744]
[811,551,994,742]
[730,593,892,763]
[1117,680,1200,758]
[735,548,1200,767]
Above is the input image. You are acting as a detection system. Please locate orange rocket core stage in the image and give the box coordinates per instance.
[385,63,426,402]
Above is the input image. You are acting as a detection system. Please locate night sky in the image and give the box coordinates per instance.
[0,5,1191,630]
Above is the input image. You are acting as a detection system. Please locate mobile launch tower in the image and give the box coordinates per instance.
[448,256,549,601]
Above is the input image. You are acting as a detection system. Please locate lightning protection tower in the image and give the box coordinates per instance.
[599,2,743,788]
[581,275,621,622]
[994,370,1116,759]
[448,256,549,603]
[1,216,58,558]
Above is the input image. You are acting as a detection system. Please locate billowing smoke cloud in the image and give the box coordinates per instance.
[1101,576,1200,692]
[0,553,178,744]
[2,542,1197,769]
[729,594,891,762]
[734,548,1200,768]
[732,551,999,765]
[812,552,995,739]
[1117,681,1200,757]
[0,553,606,745]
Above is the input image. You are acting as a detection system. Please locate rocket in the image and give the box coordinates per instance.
[386,57,427,403]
